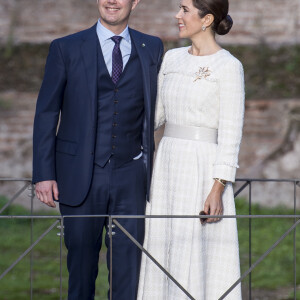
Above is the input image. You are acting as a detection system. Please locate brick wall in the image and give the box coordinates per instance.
[0,0,299,207]
[0,0,299,45]
[0,91,299,208]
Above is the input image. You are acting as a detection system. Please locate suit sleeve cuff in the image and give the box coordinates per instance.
[212,165,237,183]
[32,174,56,184]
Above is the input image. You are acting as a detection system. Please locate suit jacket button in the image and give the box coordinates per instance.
[112,146,116,149]
[114,89,119,93]
[91,152,94,155]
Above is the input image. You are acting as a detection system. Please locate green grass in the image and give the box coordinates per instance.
[0,196,299,299]
[236,198,300,298]
[0,196,108,300]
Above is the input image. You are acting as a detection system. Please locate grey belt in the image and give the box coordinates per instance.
[163,123,218,144]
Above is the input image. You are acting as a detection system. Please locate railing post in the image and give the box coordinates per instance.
[60,216,64,300]
[293,181,297,300]
[1,178,300,299]
[219,218,300,299]
[109,215,113,300]
[248,181,252,300]
[29,183,34,300]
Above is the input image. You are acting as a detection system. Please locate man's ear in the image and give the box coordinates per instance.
[132,0,141,11]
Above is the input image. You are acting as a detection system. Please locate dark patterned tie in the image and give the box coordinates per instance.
[111,36,123,84]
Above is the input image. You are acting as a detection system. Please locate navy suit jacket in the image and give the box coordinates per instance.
[32,24,164,206]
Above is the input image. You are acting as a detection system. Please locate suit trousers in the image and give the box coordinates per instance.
[59,157,147,300]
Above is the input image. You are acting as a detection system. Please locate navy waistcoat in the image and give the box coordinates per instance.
[94,40,144,167]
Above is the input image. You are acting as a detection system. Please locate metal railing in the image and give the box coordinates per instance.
[0,178,299,299]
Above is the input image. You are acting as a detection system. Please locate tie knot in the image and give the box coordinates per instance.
[111,36,122,45]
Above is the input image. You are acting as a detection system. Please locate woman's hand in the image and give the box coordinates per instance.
[203,180,225,223]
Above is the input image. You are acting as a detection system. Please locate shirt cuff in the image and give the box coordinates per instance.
[212,165,237,183]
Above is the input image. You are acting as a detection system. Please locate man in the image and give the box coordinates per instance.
[32,0,164,298]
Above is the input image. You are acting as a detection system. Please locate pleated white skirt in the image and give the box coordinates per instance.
[137,137,242,300]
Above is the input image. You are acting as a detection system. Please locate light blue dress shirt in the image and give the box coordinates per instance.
[96,19,131,76]
[96,19,142,161]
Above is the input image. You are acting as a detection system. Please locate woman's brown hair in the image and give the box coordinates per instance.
[192,0,233,35]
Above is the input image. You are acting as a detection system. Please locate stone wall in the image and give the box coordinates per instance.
[0,0,299,45]
[0,91,299,208]
[0,0,299,209]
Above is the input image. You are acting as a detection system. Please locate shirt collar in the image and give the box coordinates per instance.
[96,19,130,44]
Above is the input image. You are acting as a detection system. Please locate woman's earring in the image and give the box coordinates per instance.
[202,25,206,31]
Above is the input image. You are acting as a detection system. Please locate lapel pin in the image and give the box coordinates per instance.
[141,43,146,47]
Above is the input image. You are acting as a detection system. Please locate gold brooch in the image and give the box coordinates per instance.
[194,67,211,82]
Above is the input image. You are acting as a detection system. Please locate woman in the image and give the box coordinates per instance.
[138,0,244,299]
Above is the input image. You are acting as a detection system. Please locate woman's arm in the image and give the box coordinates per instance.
[204,58,245,223]
[212,58,245,182]
[154,51,169,131]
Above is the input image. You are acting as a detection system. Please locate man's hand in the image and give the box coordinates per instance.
[35,180,59,208]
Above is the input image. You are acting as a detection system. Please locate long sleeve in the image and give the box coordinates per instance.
[32,40,67,183]
[154,51,168,130]
[212,59,245,182]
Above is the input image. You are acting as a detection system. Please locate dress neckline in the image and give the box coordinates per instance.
[186,47,225,58]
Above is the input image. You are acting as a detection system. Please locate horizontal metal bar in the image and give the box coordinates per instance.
[113,219,196,300]
[235,178,300,183]
[0,215,299,219]
[109,215,300,219]
[0,215,109,219]
[219,218,300,299]
[0,216,65,219]
[0,178,32,182]
[0,178,299,183]
[0,220,60,280]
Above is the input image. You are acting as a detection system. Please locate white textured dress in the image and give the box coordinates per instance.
[137,47,245,300]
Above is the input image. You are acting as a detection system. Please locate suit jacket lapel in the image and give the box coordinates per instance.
[80,26,153,125]
[130,29,151,122]
[81,24,98,123]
